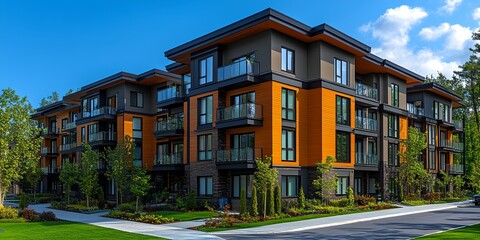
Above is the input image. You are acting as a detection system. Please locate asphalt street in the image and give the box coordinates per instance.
[219,205,480,239]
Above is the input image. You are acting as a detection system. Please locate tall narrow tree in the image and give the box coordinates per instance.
[59,161,79,204]
[80,144,99,208]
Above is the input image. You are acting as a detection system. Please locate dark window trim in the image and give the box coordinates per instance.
[336,176,349,196]
[198,95,213,126]
[336,95,350,126]
[388,143,399,166]
[336,131,350,163]
[199,56,214,85]
[281,175,299,197]
[334,58,349,86]
[281,47,295,73]
[130,91,144,108]
[197,176,213,197]
[282,88,296,121]
[390,83,399,107]
[282,128,296,162]
[198,134,212,161]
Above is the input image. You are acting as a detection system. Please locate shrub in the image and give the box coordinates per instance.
[329,198,351,207]
[117,203,134,213]
[19,193,29,210]
[21,209,39,222]
[0,206,19,219]
[267,186,275,216]
[423,192,441,202]
[185,190,197,211]
[161,188,169,202]
[347,187,354,206]
[298,187,306,209]
[286,207,302,216]
[258,190,264,217]
[51,201,67,210]
[250,185,258,217]
[240,189,247,215]
[274,185,282,214]
[39,211,57,221]
[175,195,186,210]
[137,214,174,224]
[354,195,377,206]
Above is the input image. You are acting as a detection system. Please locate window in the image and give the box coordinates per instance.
[133,117,142,139]
[388,143,399,166]
[81,127,85,143]
[369,178,376,194]
[82,99,88,113]
[231,133,255,161]
[336,96,350,125]
[281,88,296,121]
[354,178,362,195]
[282,129,295,161]
[281,175,299,197]
[428,125,436,145]
[198,96,213,125]
[87,124,98,142]
[61,118,68,130]
[434,102,439,119]
[428,150,436,170]
[388,114,399,138]
[199,56,213,85]
[336,131,350,163]
[337,176,348,195]
[107,95,117,109]
[233,175,253,198]
[388,178,397,195]
[183,73,191,94]
[334,58,348,85]
[390,83,399,107]
[198,176,213,196]
[444,104,450,122]
[130,91,144,108]
[198,134,212,161]
[281,47,294,73]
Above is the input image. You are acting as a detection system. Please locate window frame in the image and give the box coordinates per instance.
[281,47,295,73]
[388,114,399,138]
[336,131,350,163]
[198,134,212,161]
[281,175,299,197]
[336,96,350,125]
[282,129,296,162]
[388,143,399,166]
[130,91,144,108]
[281,88,296,121]
[390,83,399,107]
[132,117,143,139]
[198,176,213,197]
[336,176,348,195]
[199,56,213,85]
[232,175,253,198]
[334,58,349,86]
[428,150,436,170]
[198,95,213,125]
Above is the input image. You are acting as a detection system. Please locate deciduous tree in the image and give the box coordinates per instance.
[80,144,99,208]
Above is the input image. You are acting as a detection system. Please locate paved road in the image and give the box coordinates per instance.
[220,205,480,239]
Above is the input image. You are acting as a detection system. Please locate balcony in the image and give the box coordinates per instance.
[216,148,262,170]
[447,164,464,174]
[157,85,184,108]
[154,118,184,138]
[439,139,464,152]
[40,146,58,156]
[215,59,259,89]
[454,120,463,131]
[407,103,425,117]
[355,116,377,131]
[216,103,263,129]
[153,153,184,171]
[62,122,76,132]
[87,131,117,146]
[76,107,116,125]
[355,83,378,100]
[355,153,379,171]
[40,127,60,138]
[60,142,77,153]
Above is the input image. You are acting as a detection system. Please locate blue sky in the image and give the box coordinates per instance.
[1,0,479,108]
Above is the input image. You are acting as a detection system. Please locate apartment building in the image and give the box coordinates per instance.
[32,8,464,206]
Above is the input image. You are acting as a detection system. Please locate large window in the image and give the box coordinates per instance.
[199,96,213,125]
[133,117,142,139]
[130,91,144,108]
[87,124,98,142]
[354,178,362,195]
[231,133,255,161]
[281,47,294,73]
[336,96,350,125]
[281,88,296,121]
[428,125,436,145]
[388,114,399,138]
[434,102,440,119]
[183,73,191,94]
[198,134,212,161]
[199,56,213,85]
[282,129,295,161]
[336,131,350,163]
[390,83,399,107]
[337,176,348,195]
[428,150,436,170]
[198,176,213,196]
[334,58,348,85]
[281,175,299,197]
[81,127,85,143]
[388,143,399,166]
[233,175,252,198]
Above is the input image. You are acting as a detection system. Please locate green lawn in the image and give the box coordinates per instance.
[152,211,217,221]
[416,223,480,239]
[0,221,164,240]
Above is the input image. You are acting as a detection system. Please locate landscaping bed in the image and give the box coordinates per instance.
[401,193,469,206]
[50,201,109,214]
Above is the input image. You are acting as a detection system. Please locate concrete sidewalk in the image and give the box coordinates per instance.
[29,204,220,240]
[214,201,471,235]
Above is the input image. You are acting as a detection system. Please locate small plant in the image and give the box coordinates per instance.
[298,186,306,209]
[347,187,354,206]
[185,190,197,211]
[240,189,247,216]
[0,206,19,219]
[203,200,214,212]
[21,209,40,222]
[161,187,169,202]
[175,195,186,210]
[136,214,174,224]
[19,193,29,210]
[39,211,57,221]
[117,203,134,213]
[250,185,258,217]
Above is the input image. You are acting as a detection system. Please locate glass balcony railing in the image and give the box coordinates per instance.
[447,164,464,174]
[60,142,77,152]
[40,127,59,136]
[407,103,424,116]
[439,139,464,151]
[355,116,377,131]
[63,122,76,131]
[454,120,463,129]
[154,117,184,132]
[355,153,379,166]
[355,83,378,100]
[216,148,262,163]
[88,131,116,143]
[218,59,259,82]
[80,107,116,119]
[41,146,58,155]
[217,103,262,122]
[157,85,183,103]
[154,152,183,165]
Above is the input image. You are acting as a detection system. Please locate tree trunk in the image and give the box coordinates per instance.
[0,186,4,207]
[469,76,480,132]
[86,195,89,208]
[115,182,119,207]
[263,187,267,219]
[136,197,139,212]
[67,188,70,205]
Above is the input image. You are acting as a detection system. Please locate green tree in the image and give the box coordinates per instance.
[452,175,465,197]
[39,91,59,107]
[24,165,43,201]
[266,186,275,216]
[130,166,152,211]
[104,135,134,206]
[253,156,278,219]
[347,186,354,206]
[240,188,247,216]
[436,170,453,198]
[79,144,99,208]
[250,185,258,217]
[312,156,337,203]
[59,161,79,204]
[298,186,306,209]
[0,88,41,206]
[274,185,282,214]
[398,127,429,200]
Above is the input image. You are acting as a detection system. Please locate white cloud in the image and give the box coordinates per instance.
[420,23,473,51]
[362,5,465,78]
[440,0,462,15]
[473,7,480,20]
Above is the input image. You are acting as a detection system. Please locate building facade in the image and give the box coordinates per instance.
[32,9,465,207]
